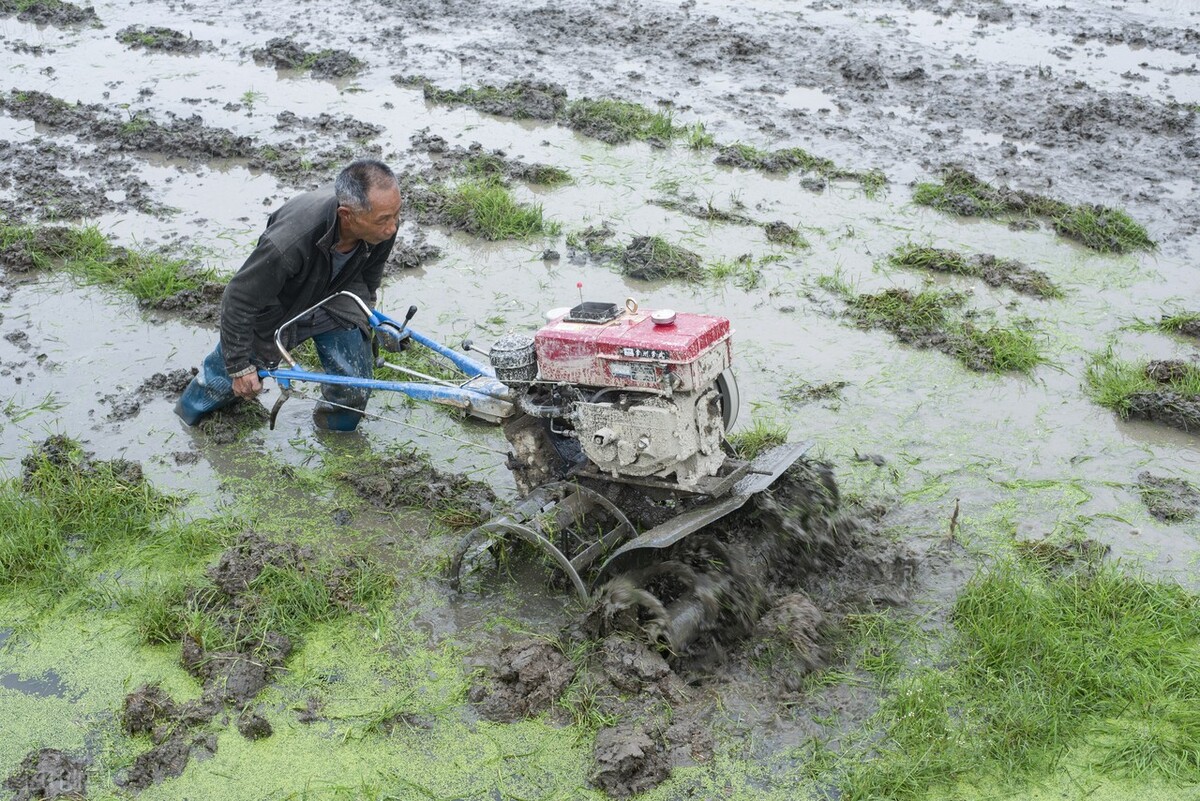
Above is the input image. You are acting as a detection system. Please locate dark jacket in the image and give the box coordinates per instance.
[219,185,395,374]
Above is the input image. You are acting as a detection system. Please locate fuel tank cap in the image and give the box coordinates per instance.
[651,309,677,326]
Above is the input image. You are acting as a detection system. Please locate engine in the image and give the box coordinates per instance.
[490,301,734,489]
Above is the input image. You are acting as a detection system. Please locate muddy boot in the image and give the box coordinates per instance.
[311,327,372,432]
[175,344,239,426]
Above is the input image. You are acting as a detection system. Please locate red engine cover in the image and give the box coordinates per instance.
[535,307,732,390]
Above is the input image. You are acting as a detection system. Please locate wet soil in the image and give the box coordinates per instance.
[1136,471,1200,522]
[339,449,497,525]
[250,38,363,79]
[468,639,576,723]
[0,0,98,27]
[2,748,87,801]
[115,26,216,55]
[1125,391,1200,434]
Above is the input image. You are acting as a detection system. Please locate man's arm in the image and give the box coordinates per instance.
[220,236,292,379]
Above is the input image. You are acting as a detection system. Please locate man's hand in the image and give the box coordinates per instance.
[232,372,262,399]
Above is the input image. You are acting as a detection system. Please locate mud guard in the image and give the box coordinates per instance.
[593,440,812,586]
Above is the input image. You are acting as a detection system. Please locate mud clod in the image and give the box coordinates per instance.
[620,236,703,281]
[340,450,496,525]
[3,749,87,801]
[1125,390,1200,433]
[120,733,216,792]
[252,37,362,78]
[598,636,670,693]
[590,723,670,798]
[1137,471,1200,522]
[116,26,215,55]
[753,593,827,676]
[236,710,273,740]
[470,639,575,723]
[123,684,180,737]
[0,0,98,27]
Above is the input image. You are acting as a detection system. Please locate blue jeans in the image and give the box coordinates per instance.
[175,328,373,431]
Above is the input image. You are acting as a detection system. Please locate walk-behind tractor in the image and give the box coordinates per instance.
[262,292,843,653]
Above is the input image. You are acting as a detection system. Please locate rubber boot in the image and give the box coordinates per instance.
[175,344,239,426]
[311,327,373,432]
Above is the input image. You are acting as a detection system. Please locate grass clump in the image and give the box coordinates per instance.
[914,166,1156,254]
[620,235,704,282]
[433,180,560,240]
[706,255,762,289]
[714,142,886,193]
[1156,311,1200,338]
[1085,349,1200,421]
[886,245,1066,307]
[833,284,1045,373]
[565,97,683,144]
[727,417,790,459]
[0,222,218,303]
[888,244,972,275]
[0,437,175,601]
[839,561,1200,799]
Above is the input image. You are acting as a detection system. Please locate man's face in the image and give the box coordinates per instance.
[343,184,402,245]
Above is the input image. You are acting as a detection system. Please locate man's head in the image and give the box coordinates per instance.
[335,159,402,247]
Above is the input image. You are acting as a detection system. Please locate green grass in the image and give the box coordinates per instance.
[0,438,175,602]
[836,285,1044,373]
[1053,203,1158,254]
[914,167,1156,254]
[707,255,761,289]
[0,222,217,303]
[958,323,1045,373]
[565,97,683,143]
[436,180,560,240]
[846,287,956,334]
[620,235,704,282]
[1085,350,1200,416]
[837,561,1200,799]
[888,244,973,275]
[726,417,790,459]
[714,141,885,193]
[1157,311,1200,334]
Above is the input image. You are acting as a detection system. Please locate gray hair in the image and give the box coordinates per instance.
[334,159,398,213]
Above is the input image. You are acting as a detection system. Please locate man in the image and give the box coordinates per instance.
[176,158,402,431]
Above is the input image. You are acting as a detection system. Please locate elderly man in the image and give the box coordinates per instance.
[176,158,402,431]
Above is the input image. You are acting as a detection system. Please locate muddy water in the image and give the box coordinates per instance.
[1,0,1199,796]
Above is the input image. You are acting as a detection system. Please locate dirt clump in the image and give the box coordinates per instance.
[384,233,442,272]
[149,279,225,323]
[752,592,827,681]
[1145,359,1196,384]
[252,38,362,79]
[237,710,273,740]
[469,639,575,723]
[20,435,145,490]
[195,399,270,444]
[620,236,703,281]
[122,684,180,737]
[0,0,97,26]
[3,748,87,801]
[339,449,496,525]
[412,77,569,121]
[121,732,217,792]
[1124,390,1200,434]
[116,25,215,55]
[273,110,383,142]
[1136,471,1200,522]
[590,722,670,799]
